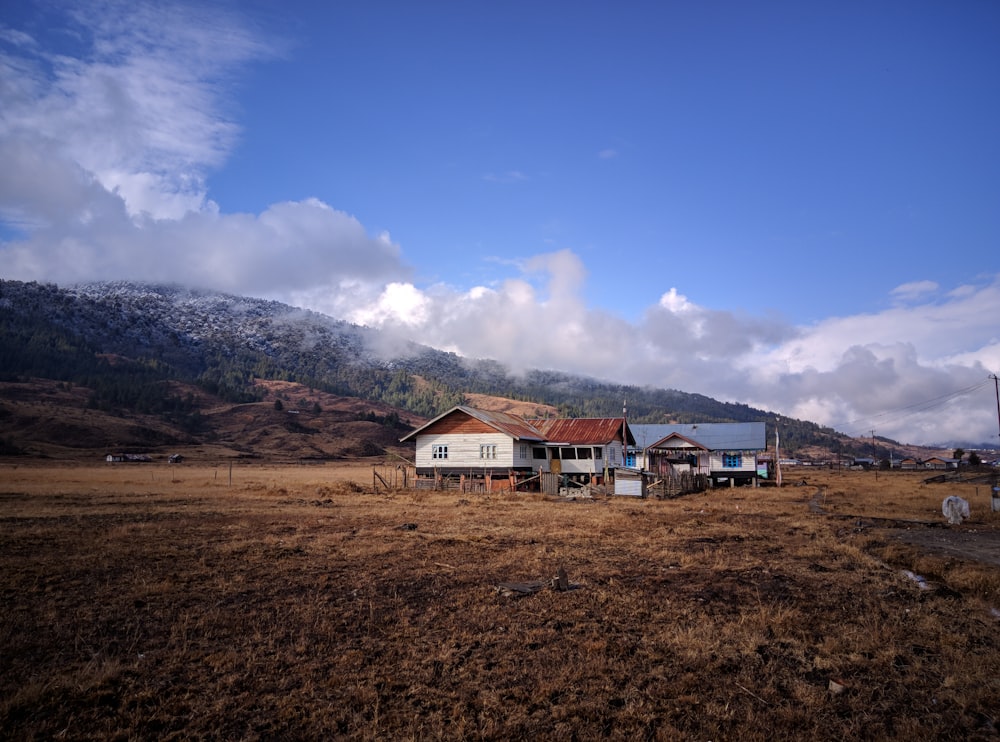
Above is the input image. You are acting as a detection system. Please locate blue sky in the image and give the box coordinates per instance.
[2,0,999,447]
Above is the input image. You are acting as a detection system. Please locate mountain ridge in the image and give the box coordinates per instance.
[0,278,960,461]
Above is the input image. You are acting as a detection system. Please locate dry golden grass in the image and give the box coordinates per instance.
[2,464,999,740]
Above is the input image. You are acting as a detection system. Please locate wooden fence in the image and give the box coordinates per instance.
[409,469,539,493]
[372,463,416,493]
[646,471,708,498]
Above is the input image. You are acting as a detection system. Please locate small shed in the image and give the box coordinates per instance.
[614,468,646,497]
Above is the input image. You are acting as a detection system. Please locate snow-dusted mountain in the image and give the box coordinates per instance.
[71,281,383,371]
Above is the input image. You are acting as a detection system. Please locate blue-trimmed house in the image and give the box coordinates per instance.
[630,422,768,487]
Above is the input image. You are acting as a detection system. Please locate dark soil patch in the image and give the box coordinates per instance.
[886,527,1000,568]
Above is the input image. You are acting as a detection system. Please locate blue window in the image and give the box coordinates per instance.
[723,452,742,468]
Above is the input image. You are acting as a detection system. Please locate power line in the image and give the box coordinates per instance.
[833,377,994,437]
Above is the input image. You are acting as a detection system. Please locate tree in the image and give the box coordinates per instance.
[968,451,982,467]
[953,448,965,463]
[273,399,284,411]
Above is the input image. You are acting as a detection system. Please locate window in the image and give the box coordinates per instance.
[577,447,592,459]
[480,444,497,460]
[432,445,448,460]
[594,448,602,460]
[561,447,577,460]
[723,452,742,468]
[532,447,547,460]
[519,444,529,459]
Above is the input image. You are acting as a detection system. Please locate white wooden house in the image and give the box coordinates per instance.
[400,406,634,486]
[399,406,545,479]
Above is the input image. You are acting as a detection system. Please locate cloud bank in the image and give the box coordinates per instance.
[2,2,998,448]
[336,256,1000,447]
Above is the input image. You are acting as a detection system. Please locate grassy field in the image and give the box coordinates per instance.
[2,462,999,740]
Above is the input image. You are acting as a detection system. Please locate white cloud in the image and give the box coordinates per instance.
[2,197,410,296]
[349,282,431,328]
[1,2,269,222]
[658,287,696,313]
[891,280,938,304]
[482,170,529,183]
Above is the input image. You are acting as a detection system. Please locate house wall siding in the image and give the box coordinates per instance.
[513,442,532,468]
[415,432,516,469]
[607,443,621,467]
[645,446,709,475]
[709,451,758,474]
[549,445,609,475]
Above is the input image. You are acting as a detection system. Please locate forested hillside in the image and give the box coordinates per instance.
[0,279,869,457]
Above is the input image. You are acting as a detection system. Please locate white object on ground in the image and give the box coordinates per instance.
[942,495,970,525]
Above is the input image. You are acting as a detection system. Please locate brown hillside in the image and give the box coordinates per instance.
[0,379,190,455]
[464,392,559,419]
[0,378,422,462]
[0,379,957,464]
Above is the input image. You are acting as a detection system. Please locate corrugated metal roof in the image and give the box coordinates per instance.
[648,432,708,450]
[630,422,767,451]
[460,406,547,441]
[528,418,635,446]
[399,405,545,442]
[401,406,638,445]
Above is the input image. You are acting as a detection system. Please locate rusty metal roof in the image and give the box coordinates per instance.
[460,406,547,441]
[528,417,635,446]
[400,405,546,442]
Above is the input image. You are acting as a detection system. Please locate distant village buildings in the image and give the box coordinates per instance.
[105,453,152,463]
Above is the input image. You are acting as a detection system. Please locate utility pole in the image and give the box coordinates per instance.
[774,416,782,488]
[872,429,878,481]
[622,399,627,467]
[993,374,1000,442]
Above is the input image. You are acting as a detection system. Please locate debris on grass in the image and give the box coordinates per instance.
[902,569,932,590]
[942,495,971,525]
[496,566,581,597]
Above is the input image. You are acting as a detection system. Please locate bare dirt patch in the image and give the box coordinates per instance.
[807,474,1000,568]
[887,527,1000,568]
[1,465,999,739]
